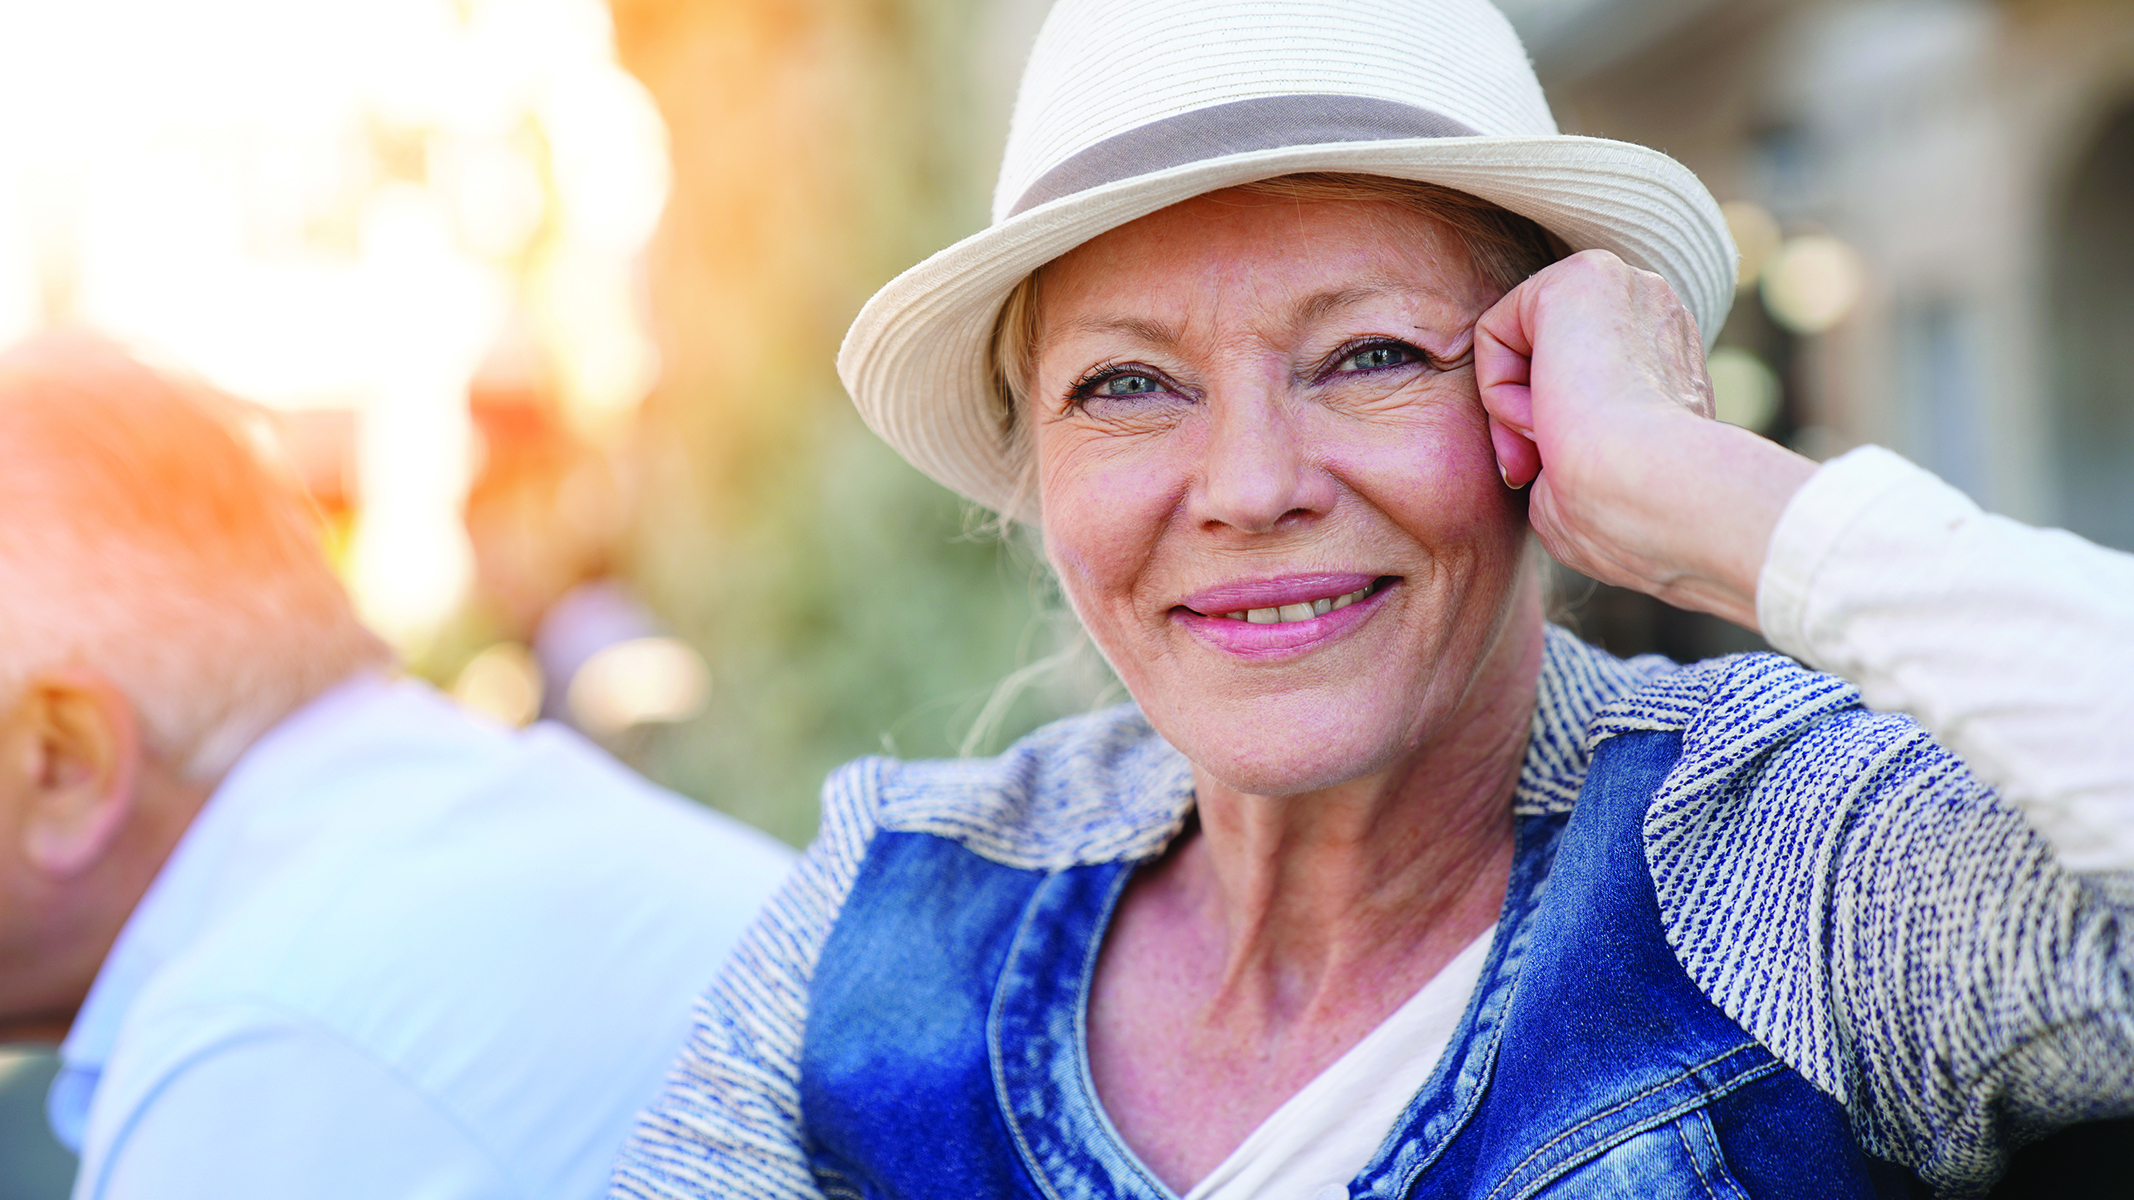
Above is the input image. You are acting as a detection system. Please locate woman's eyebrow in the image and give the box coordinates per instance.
[1055,281,1454,350]
[1057,314,1184,349]
[1290,280,1453,328]
[1293,285,1392,325]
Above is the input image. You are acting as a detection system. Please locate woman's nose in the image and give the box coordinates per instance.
[1192,387,1334,534]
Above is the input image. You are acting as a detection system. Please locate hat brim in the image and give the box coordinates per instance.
[837,133,1738,522]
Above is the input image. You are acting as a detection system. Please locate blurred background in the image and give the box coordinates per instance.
[1506,0,2134,672]
[0,0,2128,1192]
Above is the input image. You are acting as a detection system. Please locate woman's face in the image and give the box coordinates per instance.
[1031,190,1539,796]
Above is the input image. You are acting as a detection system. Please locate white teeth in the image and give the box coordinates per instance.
[1212,582,1381,625]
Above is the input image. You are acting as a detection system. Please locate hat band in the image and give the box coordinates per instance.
[1006,94,1482,218]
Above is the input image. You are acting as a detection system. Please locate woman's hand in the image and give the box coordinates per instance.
[1473,250,1819,632]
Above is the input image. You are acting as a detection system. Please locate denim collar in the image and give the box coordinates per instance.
[984,810,1570,1200]
[964,627,1667,1197]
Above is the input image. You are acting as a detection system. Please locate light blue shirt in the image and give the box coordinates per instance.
[50,676,795,1200]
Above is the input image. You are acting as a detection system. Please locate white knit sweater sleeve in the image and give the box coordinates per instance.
[1757,445,2134,874]
[608,759,888,1200]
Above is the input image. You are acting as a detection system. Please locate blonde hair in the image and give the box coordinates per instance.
[983,173,1564,523]
[0,335,391,779]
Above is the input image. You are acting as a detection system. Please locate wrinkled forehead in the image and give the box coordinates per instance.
[1031,190,1494,357]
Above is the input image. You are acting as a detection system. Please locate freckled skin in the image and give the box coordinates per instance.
[1033,191,1547,1191]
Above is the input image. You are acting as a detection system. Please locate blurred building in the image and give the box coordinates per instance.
[1503,0,2134,549]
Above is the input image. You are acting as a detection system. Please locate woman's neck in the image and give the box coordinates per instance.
[1087,606,1546,1194]
[1181,617,1537,1022]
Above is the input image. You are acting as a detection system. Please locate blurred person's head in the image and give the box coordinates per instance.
[0,333,389,1042]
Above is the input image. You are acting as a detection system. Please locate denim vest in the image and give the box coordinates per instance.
[799,730,1926,1199]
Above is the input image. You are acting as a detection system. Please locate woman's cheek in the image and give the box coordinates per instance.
[1316,404,1509,537]
[1040,437,1179,607]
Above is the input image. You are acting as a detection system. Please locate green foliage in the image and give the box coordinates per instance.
[627,405,1093,847]
[601,0,1104,846]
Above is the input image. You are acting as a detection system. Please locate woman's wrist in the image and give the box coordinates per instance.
[1636,421,1817,632]
[1542,415,1816,633]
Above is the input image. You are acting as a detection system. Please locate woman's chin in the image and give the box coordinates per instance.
[1166,715,1410,799]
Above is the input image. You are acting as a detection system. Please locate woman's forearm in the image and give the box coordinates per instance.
[1548,413,1815,631]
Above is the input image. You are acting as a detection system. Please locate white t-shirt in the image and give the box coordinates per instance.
[52,677,797,1200]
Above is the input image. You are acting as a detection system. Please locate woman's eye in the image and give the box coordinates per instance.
[1067,368,1182,410]
[1092,373,1163,396]
[1336,343,1419,373]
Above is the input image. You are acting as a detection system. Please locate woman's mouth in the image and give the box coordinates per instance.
[1204,578,1385,624]
[1172,574,1399,656]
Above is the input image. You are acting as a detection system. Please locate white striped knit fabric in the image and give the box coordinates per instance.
[1605,655,2134,1191]
[1759,445,2134,876]
[607,627,2134,1199]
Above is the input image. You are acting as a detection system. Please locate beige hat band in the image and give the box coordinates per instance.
[1008,94,1484,218]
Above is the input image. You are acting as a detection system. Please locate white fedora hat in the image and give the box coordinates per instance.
[838,0,1738,520]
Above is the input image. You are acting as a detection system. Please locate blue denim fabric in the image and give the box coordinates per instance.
[800,731,1925,1199]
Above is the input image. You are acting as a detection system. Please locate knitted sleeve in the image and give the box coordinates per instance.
[608,759,888,1200]
[1628,655,2134,1196]
[1758,444,2134,873]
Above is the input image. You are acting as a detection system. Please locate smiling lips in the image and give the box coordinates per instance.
[1208,579,1383,624]
[1172,573,1397,657]
[1179,573,1394,623]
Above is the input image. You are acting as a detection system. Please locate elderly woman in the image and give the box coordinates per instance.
[612,1,2134,1197]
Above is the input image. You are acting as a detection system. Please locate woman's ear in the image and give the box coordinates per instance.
[9,672,141,880]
